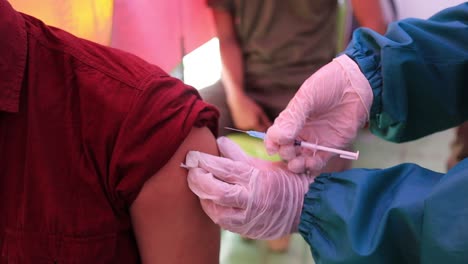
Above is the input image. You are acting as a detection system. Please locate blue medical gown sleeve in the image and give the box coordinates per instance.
[344,3,468,143]
[299,159,468,264]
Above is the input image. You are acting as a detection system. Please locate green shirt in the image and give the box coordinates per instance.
[207,0,337,93]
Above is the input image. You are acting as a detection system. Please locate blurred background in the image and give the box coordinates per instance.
[9,0,464,263]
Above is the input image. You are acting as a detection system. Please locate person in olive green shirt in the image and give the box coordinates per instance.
[201,0,386,136]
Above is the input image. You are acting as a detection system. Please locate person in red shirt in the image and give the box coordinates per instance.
[0,0,220,263]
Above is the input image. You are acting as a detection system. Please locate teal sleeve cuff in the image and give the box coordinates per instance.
[298,173,328,241]
[298,173,332,262]
[343,29,383,121]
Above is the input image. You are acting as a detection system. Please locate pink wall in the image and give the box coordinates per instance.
[111,0,215,73]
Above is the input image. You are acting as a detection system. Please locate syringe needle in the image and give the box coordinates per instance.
[224,127,359,160]
[224,127,247,133]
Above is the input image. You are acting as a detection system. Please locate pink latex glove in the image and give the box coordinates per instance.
[185,137,314,240]
[265,55,373,173]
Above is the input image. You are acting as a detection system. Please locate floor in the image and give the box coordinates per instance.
[219,128,455,264]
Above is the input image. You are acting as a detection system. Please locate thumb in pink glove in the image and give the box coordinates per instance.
[185,137,315,240]
[265,54,373,173]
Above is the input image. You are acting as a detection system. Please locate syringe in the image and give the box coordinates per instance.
[225,127,359,160]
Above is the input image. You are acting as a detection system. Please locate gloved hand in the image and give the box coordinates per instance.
[185,137,315,240]
[265,55,373,173]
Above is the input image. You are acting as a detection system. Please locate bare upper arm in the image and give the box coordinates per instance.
[130,126,220,264]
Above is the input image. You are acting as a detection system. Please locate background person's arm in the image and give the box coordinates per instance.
[130,126,220,264]
[212,8,271,131]
[212,9,244,104]
[351,0,387,34]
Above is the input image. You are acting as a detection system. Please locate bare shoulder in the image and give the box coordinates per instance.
[130,126,220,264]
[177,126,219,159]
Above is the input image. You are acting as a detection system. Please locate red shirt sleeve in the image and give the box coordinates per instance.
[109,73,219,209]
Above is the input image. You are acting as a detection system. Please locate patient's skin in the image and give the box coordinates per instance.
[131,126,220,264]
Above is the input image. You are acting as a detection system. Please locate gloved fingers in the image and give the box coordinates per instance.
[200,200,247,228]
[201,200,268,239]
[187,167,250,209]
[265,123,298,156]
[216,137,249,162]
[277,144,299,161]
[287,156,306,174]
[186,151,252,185]
[304,152,329,172]
[264,133,279,156]
[265,118,298,148]
[265,102,315,156]
[286,152,329,174]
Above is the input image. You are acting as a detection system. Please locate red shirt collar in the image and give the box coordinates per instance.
[0,0,27,113]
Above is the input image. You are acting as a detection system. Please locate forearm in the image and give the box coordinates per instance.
[219,38,246,100]
[300,160,468,263]
[351,0,387,34]
[211,8,246,101]
[345,3,468,142]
